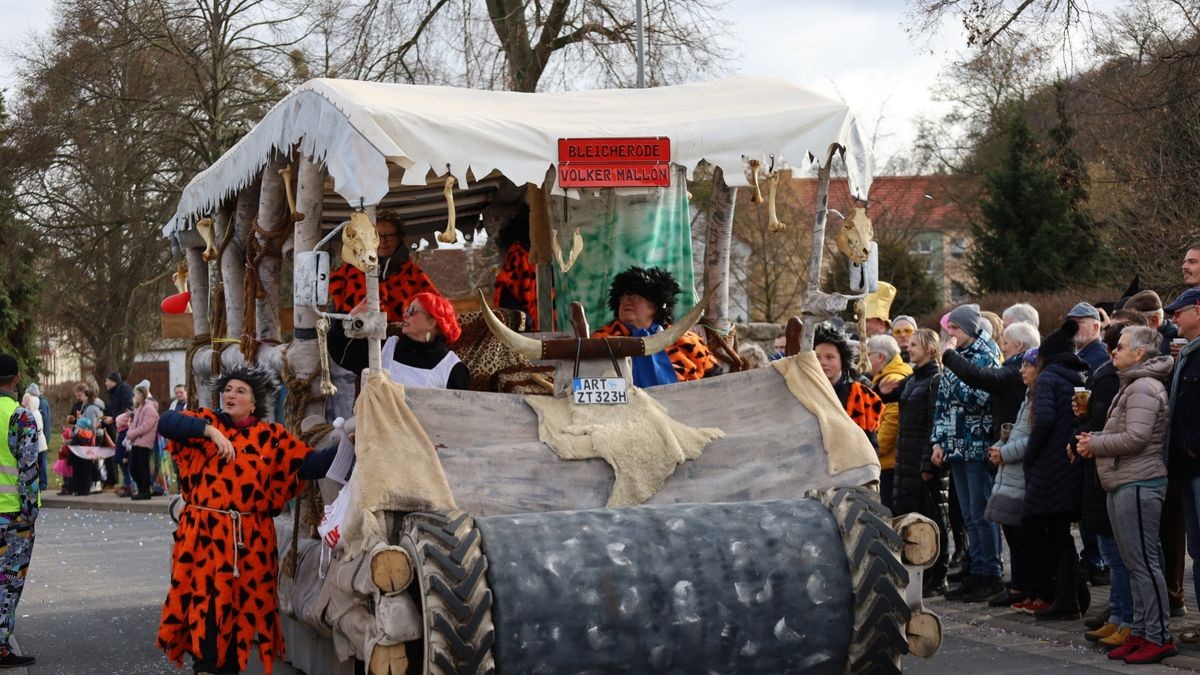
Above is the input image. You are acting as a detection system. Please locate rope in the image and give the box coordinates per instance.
[242,217,289,364]
[282,493,302,579]
[280,351,332,436]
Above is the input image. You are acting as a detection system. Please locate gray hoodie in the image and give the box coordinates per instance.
[1089,355,1174,492]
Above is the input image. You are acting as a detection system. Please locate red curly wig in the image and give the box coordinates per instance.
[411,292,461,344]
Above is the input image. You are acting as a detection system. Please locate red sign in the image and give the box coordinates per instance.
[557,137,671,188]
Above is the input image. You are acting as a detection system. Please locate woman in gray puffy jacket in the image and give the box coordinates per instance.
[1079,326,1175,664]
[984,348,1038,608]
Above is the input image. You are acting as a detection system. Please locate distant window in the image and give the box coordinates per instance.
[951,281,968,301]
[916,239,933,254]
[949,238,967,257]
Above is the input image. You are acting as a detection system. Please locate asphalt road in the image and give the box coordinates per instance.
[16,507,302,675]
[11,507,1193,674]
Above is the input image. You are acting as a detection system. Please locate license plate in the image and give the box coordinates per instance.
[572,377,629,405]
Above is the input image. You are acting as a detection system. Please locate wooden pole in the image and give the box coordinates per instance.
[703,166,735,329]
[227,180,261,334]
[285,157,329,424]
[801,145,840,352]
[185,246,210,337]
[213,204,241,333]
[255,157,289,344]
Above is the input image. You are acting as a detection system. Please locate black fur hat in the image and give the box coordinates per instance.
[1037,319,1080,362]
[608,266,681,325]
[812,322,854,374]
[212,366,280,419]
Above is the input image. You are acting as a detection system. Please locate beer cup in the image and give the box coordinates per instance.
[1000,422,1013,442]
[1074,387,1090,417]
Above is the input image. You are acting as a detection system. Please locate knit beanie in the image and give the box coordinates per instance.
[1038,320,1080,361]
[947,303,984,338]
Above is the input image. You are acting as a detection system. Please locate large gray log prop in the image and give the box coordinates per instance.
[478,501,853,673]
[256,156,289,344]
[397,505,855,674]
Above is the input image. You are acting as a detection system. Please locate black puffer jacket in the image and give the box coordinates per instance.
[1023,353,1087,517]
[892,361,944,515]
[941,349,1026,443]
[1080,360,1120,536]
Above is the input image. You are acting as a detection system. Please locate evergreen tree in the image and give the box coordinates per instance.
[0,94,41,376]
[967,109,1097,293]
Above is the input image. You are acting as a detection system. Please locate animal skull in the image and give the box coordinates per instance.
[836,206,874,264]
[342,212,380,274]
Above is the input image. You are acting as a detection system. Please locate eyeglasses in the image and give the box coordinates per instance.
[892,327,915,337]
[404,305,427,318]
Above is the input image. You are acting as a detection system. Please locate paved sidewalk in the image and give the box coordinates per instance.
[39,489,172,514]
[926,584,1200,672]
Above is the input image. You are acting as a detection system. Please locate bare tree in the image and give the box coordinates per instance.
[308,0,730,91]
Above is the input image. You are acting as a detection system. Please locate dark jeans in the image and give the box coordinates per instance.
[948,476,968,564]
[130,446,153,497]
[1164,477,1187,610]
[1023,513,1079,603]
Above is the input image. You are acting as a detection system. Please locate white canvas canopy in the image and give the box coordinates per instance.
[162,76,873,236]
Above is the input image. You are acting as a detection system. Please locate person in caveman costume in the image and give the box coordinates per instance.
[591,266,718,387]
[492,205,539,330]
[156,366,337,674]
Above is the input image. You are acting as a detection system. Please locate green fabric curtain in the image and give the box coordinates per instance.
[549,167,697,331]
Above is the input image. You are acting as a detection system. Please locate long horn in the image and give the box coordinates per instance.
[478,289,542,360]
[642,286,717,356]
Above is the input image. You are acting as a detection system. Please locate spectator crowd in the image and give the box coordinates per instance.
[811,242,1200,665]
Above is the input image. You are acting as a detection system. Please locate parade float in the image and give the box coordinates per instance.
[161,77,942,674]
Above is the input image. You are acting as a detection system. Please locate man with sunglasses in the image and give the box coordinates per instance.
[890,315,918,363]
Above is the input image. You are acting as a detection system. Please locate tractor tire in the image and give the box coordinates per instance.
[399,510,497,675]
[808,486,912,675]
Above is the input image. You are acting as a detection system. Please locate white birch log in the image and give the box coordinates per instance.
[255,157,289,344]
[704,166,736,328]
[282,157,330,420]
[186,246,210,337]
[212,204,242,334]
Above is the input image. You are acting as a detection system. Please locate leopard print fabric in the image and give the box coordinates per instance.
[157,409,311,674]
[592,319,716,382]
[327,259,439,323]
[841,380,883,432]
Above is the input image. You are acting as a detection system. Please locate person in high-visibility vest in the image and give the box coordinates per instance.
[0,353,39,669]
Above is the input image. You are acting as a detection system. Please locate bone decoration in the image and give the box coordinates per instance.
[196,217,218,262]
[836,206,874,264]
[435,175,458,244]
[342,212,380,274]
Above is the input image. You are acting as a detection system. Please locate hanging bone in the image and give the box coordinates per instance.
[196,218,218,262]
[435,175,459,244]
[278,164,304,223]
[315,316,338,398]
[747,159,764,204]
[765,171,788,232]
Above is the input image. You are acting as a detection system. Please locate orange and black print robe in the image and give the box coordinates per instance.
[592,319,717,383]
[493,242,538,329]
[328,258,439,323]
[157,410,311,674]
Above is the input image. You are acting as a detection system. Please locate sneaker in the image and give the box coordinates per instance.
[1108,635,1145,660]
[1084,606,1112,630]
[922,579,948,598]
[1171,604,1188,618]
[1099,626,1132,649]
[0,652,35,668]
[1035,599,1082,621]
[945,575,982,601]
[988,589,1027,607]
[961,576,1005,603]
[1086,622,1120,642]
[1124,639,1177,664]
[1018,599,1051,614]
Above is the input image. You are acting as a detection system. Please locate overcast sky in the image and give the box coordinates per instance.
[0,0,969,164]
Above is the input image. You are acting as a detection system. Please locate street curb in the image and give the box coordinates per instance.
[40,492,170,514]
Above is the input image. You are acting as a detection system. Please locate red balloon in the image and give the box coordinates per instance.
[161,291,191,314]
